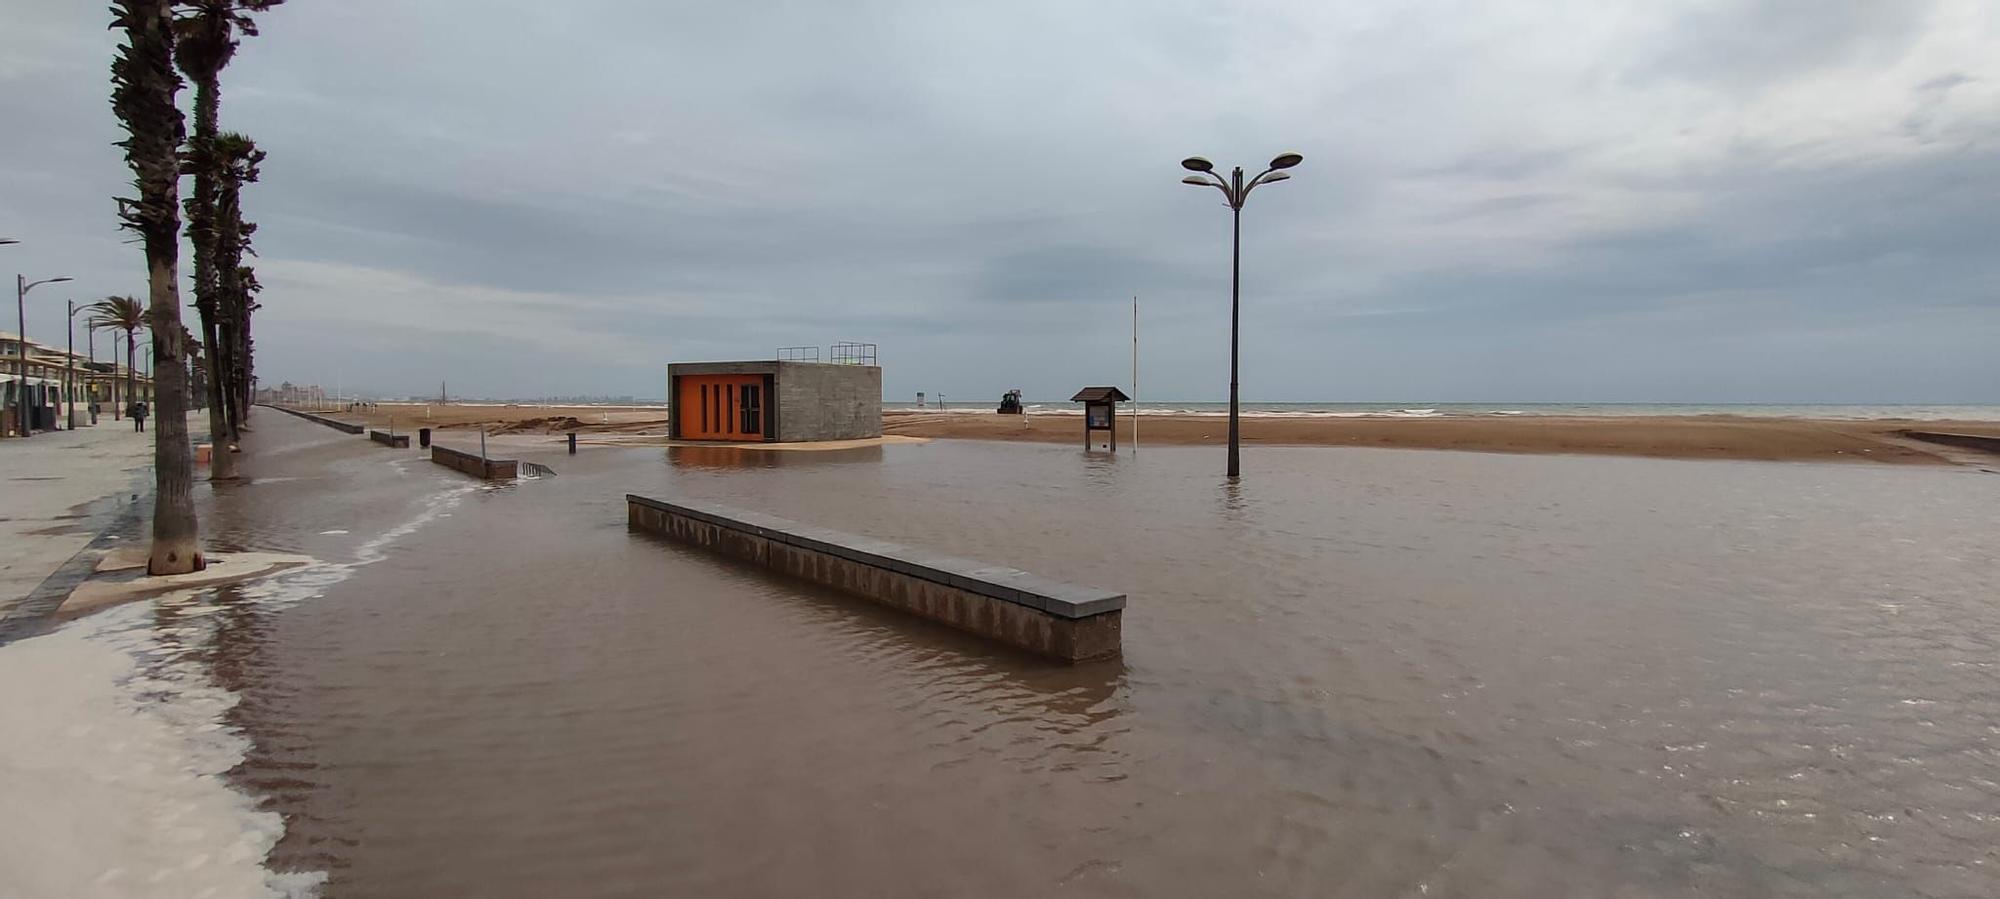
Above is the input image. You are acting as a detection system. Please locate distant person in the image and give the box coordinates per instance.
[130,400,148,433]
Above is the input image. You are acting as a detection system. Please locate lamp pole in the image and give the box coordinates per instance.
[110,330,121,420]
[87,321,97,423]
[1179,152,1302,479]
[13,273,73,438]
[66,299,81,429]
[0,239,11,435]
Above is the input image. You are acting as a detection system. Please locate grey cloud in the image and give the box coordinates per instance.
[1633,0,1937,90]
[2,0,1996,404]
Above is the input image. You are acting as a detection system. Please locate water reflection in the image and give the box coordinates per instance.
[1217,477,1249,520]
[667,443,886,470]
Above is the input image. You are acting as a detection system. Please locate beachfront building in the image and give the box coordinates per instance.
[1,331,154,436]
[257,381,328,408]
[668,357,881,443]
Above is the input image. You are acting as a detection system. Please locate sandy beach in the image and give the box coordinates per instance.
[279,403,2000,465]
[879,411,2000,465]
[292,402,669,434]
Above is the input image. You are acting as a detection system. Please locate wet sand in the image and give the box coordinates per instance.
[884,411,2000,465]
[54,411,1977,897]
[302,402,667,435]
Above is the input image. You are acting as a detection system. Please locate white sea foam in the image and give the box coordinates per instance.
[0,484,469,898]
[0,602,323,899]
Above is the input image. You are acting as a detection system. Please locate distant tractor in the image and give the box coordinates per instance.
[997,389,1024,414]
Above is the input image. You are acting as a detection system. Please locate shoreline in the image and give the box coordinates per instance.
[282,403,2000,466]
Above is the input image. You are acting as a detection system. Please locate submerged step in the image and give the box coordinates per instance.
[626,494,1123,662]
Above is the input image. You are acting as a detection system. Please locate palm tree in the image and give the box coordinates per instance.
[87,296,145,413]
[174,0,281,478]
[111,0,204,575]
[211,131,263,430]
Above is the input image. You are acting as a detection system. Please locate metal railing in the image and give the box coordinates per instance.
[776,346,820,362]
[830,342,877,366]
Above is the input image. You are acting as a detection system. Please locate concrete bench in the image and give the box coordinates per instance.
[369,430,410,448]
[1900,430,2000,456]
[260,404,365,434]
[431,444,518,479]
[626,494,1123,662]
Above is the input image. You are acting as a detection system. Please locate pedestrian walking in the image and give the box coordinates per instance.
[130,400,148,433]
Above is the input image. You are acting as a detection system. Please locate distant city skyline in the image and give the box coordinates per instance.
[4,1,1997,404]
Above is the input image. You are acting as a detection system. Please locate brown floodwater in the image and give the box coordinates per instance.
[182,413,2000,897]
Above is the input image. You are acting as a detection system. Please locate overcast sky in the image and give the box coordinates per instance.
[3,1,1997,403]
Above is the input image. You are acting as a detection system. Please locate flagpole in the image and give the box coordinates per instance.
[1132,295,1139,454]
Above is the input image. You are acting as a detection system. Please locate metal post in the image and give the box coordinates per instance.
[12,275,24,437]
[1228,167,1242,479]
[1180,151,1299,481]
[66,300,76,429]
[568,431,577,454]
[1132,295,1139,454]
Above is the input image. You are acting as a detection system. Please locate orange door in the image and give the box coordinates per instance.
[677,374,766,440]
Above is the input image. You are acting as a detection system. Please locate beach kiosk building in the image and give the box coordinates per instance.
[669,359,881,442]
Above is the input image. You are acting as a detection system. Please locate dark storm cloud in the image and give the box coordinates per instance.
[1,0,1995,402]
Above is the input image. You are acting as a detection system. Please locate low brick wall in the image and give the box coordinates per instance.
[369,430,410,448]
[261,404,364,434]
[430,444,518,479]
[627,494,1123,662]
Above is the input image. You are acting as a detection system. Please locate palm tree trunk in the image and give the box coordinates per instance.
[189,71,237,477]
[145,253,203,574]
[113,0,203,574]
[125,329,137,411]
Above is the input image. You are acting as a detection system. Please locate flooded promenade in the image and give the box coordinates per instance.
[9,411,1999,897]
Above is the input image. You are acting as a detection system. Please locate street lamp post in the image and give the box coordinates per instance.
[66,300,81,429]
[86,321,98,424]
[13,273,73,438]
[1179,151,1302,479]
[0,240,10,435]
[110,330,122,420]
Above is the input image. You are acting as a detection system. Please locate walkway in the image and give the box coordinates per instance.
[0,421,155,616]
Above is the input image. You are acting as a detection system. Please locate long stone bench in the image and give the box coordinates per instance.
[261,404,365,434]
[431,444,518,479]
[1900,430,2000,456]
[626,494,1123,662]
[369,429,410,448]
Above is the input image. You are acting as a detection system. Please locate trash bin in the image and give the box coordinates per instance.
[419,427,432,449]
